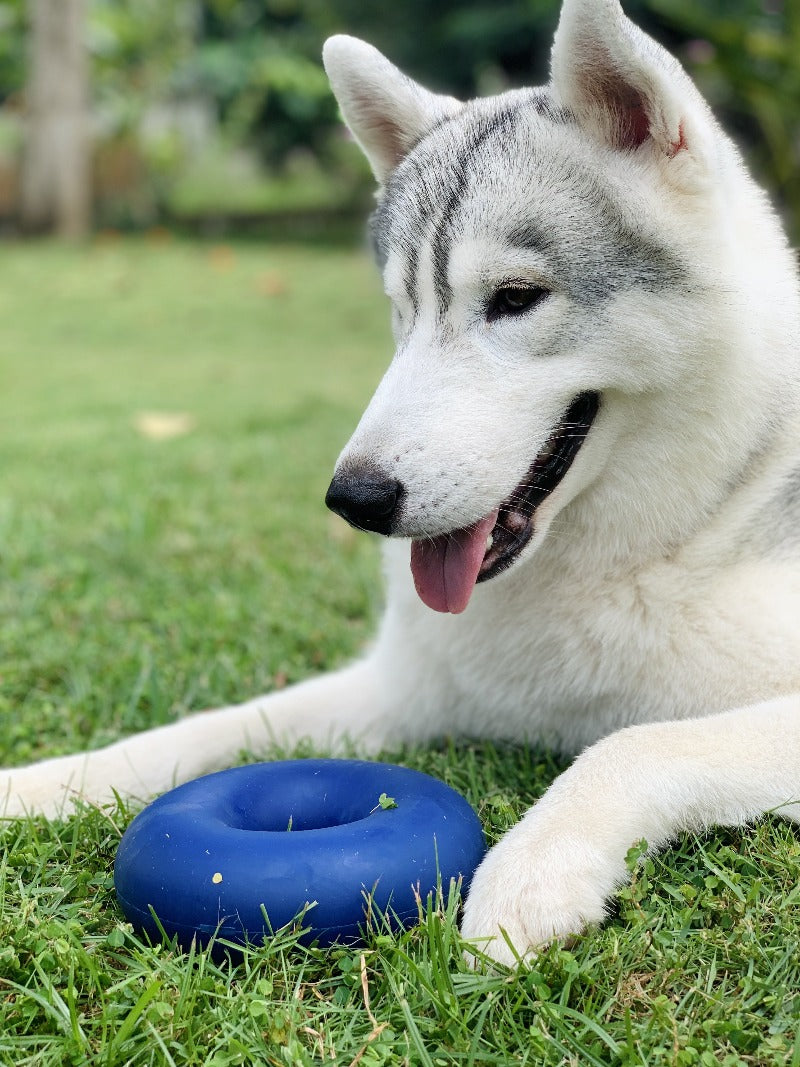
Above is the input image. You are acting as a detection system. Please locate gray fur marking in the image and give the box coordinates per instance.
[766,466,800,552]
[505,210,686,304]
[372,90,570,314]
[429,106,526,310]
[371,87,687,315]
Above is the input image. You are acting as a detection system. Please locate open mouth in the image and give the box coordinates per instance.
[410,391,600,614]
[478,391,600,582]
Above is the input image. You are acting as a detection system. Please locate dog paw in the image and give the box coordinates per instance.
[460,826,614,967]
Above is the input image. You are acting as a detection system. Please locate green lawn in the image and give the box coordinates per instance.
[0,238,798,1066]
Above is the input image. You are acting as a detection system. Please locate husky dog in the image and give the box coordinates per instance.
[3,0,800,965]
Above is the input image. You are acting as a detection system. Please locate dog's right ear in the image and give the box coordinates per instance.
[550,0,714,177]
[323,36,462,184]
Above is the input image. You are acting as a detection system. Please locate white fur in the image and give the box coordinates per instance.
[322,35,461,182]
[3,0,799,968]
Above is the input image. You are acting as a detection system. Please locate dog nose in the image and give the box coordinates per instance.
[325,470,403,534]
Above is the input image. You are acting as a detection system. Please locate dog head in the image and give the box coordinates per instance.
[322,0,796,613]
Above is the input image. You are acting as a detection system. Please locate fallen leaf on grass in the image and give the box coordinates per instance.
[134,412,195,440]
[254,272,289,297]
[208,245,236,272]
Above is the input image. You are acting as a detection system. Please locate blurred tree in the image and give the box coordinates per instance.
[0,1,26,104]
[177,1,339,163]
[90,0,197,127]
[19,0,91,237]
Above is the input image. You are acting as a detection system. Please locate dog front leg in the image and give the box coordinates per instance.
[0,655,400,818]
[461,695,800,966]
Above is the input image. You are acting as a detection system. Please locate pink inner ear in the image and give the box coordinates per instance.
[624,97,651,149]
[604,79,687,156]
[603,77,651,150]
[352,91,409,168]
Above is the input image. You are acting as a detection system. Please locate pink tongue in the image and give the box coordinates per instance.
[410,511,499,614]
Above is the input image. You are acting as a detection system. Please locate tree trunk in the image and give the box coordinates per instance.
[20,0,90,238]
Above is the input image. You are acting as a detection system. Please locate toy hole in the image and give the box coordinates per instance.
[221,777,376,833]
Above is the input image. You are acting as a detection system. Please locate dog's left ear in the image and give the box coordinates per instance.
[551,0,713,171]
[323,35,462,184]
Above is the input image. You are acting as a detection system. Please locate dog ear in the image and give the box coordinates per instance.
[323,35,462,184]
[551,0,711,166]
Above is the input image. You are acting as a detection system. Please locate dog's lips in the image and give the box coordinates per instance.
[410,392,600,614]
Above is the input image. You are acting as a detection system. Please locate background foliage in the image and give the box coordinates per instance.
[0,0,798,237]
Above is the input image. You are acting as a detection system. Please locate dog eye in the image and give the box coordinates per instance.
[487,286,548,322]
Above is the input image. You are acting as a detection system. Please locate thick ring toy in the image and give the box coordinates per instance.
[114,759,486,948]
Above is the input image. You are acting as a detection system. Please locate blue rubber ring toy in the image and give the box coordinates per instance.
[114,759,486,948]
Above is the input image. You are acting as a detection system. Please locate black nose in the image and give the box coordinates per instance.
[325,470,404,534]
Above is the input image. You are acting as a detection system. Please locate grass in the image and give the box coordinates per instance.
[0,237,799,1066]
